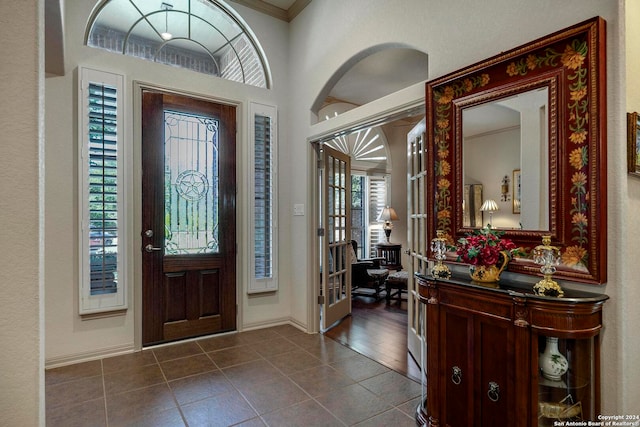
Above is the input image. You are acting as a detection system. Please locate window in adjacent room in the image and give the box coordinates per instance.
[79,67,127,314]
[351,173,389,258]
[249,102,278,293]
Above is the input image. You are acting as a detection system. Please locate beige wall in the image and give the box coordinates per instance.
[288,0,637,413]
[0,0,44,425]
[624,0,640,410]
[44,0,291,364]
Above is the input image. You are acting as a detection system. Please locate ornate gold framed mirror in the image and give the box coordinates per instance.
[426,17,607,284]
[628,112,640,177]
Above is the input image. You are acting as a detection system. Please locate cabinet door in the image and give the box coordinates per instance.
[475,315,514,426]
[440,308,473,427]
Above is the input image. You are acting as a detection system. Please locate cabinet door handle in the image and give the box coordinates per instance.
[451,366,462,385]
[487,381,500,402]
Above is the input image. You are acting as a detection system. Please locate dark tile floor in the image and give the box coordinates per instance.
[46,325,421,426]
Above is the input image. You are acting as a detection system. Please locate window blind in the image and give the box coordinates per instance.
[87,82,118,296]
[367,175,388,257]
[254,113,273,279]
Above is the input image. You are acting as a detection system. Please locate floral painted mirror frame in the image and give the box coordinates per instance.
[426,17,607,284]
[628,112,640,177]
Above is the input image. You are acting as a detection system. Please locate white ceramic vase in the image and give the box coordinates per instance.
[539,336,569,381]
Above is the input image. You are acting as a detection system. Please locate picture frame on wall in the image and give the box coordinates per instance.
[512,169,521,214]
[463,184,483,227]
[628,112,640,177]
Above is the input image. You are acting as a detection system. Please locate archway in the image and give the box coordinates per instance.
[309,46,428,376]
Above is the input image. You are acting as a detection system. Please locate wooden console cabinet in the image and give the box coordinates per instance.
[415,273,608,427]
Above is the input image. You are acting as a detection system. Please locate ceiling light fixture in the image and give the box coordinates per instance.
[160,2,173,41]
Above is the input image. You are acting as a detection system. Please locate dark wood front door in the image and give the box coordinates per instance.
[142,90,236,346]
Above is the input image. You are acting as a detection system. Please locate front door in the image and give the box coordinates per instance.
[319,145,352,330]
[141,90,236,346]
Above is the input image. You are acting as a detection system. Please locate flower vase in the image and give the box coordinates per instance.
[469,251,509,283]
[539,337,568,381]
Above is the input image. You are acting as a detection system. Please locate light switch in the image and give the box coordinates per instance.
[293,204,305,216]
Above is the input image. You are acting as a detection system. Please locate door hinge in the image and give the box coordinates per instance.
[318,295,325,305]
[317,228,325,237]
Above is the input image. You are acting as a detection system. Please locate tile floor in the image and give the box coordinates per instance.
[46,325,421,427]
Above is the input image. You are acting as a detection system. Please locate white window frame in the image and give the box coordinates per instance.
[78,67,127,314]
[248,102,278,293]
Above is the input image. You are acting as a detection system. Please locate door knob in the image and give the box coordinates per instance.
[487,381,500,402]
[145,244,162,252]
[451,366,462,385]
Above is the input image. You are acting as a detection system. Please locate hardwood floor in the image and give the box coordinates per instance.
[324,294,421,382]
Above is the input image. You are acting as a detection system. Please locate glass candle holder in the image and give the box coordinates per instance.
[532,235,564,297]
[430,230,451,279]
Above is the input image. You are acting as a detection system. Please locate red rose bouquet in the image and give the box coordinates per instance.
[454,226,521,267]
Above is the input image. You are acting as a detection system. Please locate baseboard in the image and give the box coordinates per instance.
[45,318,311,369]
[45,343,135,369]
[241,316,308,333]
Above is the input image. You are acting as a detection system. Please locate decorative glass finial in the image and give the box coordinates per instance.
[430,230,451,279]
[532,236,564,297]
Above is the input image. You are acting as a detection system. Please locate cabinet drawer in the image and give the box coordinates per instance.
[438,284,513,321]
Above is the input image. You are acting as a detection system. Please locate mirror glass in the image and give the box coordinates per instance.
[462,88,549,231]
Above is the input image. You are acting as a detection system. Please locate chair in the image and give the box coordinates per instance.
[350,240,389,300]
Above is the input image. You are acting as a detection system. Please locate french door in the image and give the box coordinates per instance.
[319,145,352,330]
[407,118,428,363]
[141,90,236,346]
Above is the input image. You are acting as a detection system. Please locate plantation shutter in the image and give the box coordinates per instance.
[88,82,119,295]
[254,113,273,279]
[367,175,388,257]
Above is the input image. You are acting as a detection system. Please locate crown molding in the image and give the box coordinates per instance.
[229,0,311,22]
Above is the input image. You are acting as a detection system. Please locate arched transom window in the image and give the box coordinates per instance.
[85,0,271,88]
[320,104,390,171]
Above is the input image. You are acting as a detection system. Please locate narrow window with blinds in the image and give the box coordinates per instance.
[368,175,389,255]
[350,173,390,258]
[79,68,126,314]
[249,103,278,293]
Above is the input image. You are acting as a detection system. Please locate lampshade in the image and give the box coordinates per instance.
[377,206,399,222]
[480,199,499,213]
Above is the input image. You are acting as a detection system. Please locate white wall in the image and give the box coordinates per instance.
[464,128,521,229]
[0,0,44,424]
[44,0,291,364]
[287,0,636,413]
